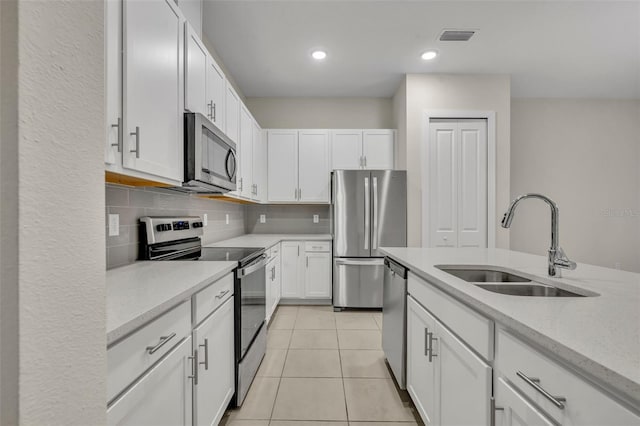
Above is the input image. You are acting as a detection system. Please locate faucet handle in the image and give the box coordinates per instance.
[555,247,577,270]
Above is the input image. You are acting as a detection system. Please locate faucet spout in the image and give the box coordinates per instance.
[501,193,575,277]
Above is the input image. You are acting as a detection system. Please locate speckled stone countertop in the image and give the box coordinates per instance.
[380,247,640,407]
[204,234,332,249]
[106,261,236,346]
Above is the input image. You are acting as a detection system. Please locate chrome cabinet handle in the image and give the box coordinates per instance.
[208,101,214,119]
[212,103,216,122]
[145,332,176,354]
[215,289,230,299]
[364,177,370,250]
[130,126,140,158]
[297,245,300,256]
[424,328,430,356]
[372,176,378,249]
[111,117,122,152]
[188,349,199,385]
[199,338,209,370]
[427,331,438,362]
[516,371,566,409]
[364,156,367,168]
[298,188,302,200]
[239,177,243,191]
[359,156,363,168]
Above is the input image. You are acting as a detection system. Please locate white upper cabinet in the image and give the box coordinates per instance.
[330,130,363,170]
[184,23,207,117]
[252,124,266,202]
[363,130,395,169]
[330,129,395,170]
[105,0,122,167]
[206,56,225,131]
[225,82,240,144]
[177,0,202,38]
[298,130,330,202]
[238,105,254,199]
[267,130,299,202]
[122,0,184,182]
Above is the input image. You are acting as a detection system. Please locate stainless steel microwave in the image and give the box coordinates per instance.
[179,112,237,193]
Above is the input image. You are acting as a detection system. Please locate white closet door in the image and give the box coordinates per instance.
[429,122,458,248]
[331,130,363,170]
[458,120,487,248]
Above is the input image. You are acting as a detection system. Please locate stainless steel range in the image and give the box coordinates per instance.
[139,216,266,406]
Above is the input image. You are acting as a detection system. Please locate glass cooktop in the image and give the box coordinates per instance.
[199,247,264,264]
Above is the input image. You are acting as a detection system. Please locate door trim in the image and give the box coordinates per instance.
[421,110,496,248]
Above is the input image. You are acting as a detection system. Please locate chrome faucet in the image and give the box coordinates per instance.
[501,193,577,277]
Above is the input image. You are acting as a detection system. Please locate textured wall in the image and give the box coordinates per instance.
[246,204,330,234]
[106,185,246,268]
[17,0,106,424]
[511,99,640,272]
[245,97,393,129]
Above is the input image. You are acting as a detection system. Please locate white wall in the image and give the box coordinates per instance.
[245,97,393,129]
[395,74,511,248]
[2,0,106,423]
[511,99,640,272]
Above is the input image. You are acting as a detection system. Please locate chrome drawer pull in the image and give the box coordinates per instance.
[427,331,438,362]
[188,349,199,385]
[424,328,429,357]
[215,289,230,299]
[145,332,176,355]
[517,371,566,409]
[199,338,209,370]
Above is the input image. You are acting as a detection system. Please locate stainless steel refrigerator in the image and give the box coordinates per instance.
[332,170,407,310]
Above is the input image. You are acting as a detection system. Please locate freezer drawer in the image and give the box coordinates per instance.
[333,258,384,308]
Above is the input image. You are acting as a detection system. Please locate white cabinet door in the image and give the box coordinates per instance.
[494,378,555,426]
[330,130,363,170]
[436,318,491,426]
[238,105,253,199]
[298,130,330,203]
[252,124,266,202]
[206,56,225,131]
[107,337,193,426]
[428,119,487,248]
[225,82,240,143]
[406,296,438,425]
[304,252,332,298]
[280,242,303,298]
[273,252,281,306]
[177,0,202,38]
[267,130,299,202]
[105,0,122,167]
[363,130,394,169]
[193,298,234,426]
[265,257,275,321]
[184,23,207,116]
[123,0,184,182]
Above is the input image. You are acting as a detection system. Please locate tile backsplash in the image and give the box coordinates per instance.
[105,184,245,269]
[245,204,330,234]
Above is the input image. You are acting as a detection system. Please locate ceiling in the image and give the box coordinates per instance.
[203,1,640,98]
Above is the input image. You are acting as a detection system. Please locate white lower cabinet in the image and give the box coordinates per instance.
[193,297,234,426]
[280,241,304,298]
[107,337,193,426]
[280,240,332,300]
[265,248,281,322]
[304,251,331,299]
[407,295,491,426]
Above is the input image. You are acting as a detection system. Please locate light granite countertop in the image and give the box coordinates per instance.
[106,261,236,346]
[204,233,332,249]
[380,247,640,407]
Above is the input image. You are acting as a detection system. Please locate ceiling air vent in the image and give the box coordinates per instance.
[439,30,476,42]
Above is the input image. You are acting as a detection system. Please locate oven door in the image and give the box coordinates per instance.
[237,254,267,360]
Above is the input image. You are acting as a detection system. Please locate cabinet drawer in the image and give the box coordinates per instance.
[407,272,493,361]
[304,241,331,252]
[496,328,640,425]
[194,272,234,325]
[108,301,191,403]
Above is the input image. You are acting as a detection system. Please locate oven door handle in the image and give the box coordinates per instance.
[238,254,267,278]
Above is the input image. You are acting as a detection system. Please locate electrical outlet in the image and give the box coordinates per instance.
[225,214,229,225]
[108,214,119,237]
[260,214,266,224]
[313,214,319,223]
[203,214,208,226]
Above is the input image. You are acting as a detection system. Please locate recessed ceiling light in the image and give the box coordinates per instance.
[421,50,438,60]
[311,50,327,60]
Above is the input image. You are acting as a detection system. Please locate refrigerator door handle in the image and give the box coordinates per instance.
[372,176,378,250]
[335,258,385,266]
[364,176,370,250]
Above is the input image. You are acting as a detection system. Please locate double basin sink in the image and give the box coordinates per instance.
[436,266,596,297]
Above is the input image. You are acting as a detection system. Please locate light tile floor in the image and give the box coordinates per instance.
[221,306,423,426]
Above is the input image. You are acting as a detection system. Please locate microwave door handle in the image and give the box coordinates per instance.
[225,149,237,180]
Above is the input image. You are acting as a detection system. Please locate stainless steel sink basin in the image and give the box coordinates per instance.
[437,267,531,283]
[475,283,585,297]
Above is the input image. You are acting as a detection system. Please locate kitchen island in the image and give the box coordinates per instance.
[381,247,640,423]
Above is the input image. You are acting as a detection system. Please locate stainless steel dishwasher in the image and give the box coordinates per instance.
[382,257,408,389]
